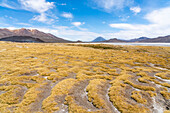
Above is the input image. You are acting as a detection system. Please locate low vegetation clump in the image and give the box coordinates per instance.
[131,91,147,104]
[0,42,169,113]
[86,79,107,109]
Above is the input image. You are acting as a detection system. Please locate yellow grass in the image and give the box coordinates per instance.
[0,42,169,113]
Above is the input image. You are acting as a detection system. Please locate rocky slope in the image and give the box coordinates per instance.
[0,28,71,43]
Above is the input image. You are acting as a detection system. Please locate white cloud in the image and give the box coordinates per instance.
[130,7,141,14]
[0,0,55,13]
[61,12,73,19]
[110,23,138,30]
[71,22,85,27]
[29,26,101,41]
[119,16,130,21]
[108,7,170,39]
[18,0,55,24]
[49,26,100,41]
[91,0,133,12]
[57,29,101,41]
[18,0,54,13]
[0,0,55,24]
[0,0,18,9]
[93,0,116,10]
[0,2,15,9]
[16,23,31,26]
[145,7,170,25]
[32,13,47,22]
[58,3,67,6]
[32,13,55,24]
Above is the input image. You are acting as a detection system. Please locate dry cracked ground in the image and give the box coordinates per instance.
[0,42,169,113]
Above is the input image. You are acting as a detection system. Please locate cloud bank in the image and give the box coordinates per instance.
[108,7,170,39]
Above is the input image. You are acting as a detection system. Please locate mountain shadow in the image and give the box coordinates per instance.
[0,36,45,43]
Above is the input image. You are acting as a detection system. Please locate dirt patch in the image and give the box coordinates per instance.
[124,85,138,104]
[19,71,39,76]
[53,96,68,113]
[29,82,52,112]
[69,80,98,111]
[16,86,28,103]
[116,68,121,74]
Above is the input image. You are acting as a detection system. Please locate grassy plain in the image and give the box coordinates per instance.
[0,42,169,113]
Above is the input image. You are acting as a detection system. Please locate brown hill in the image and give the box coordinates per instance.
[139,35,170,43]
[0,28,71,43]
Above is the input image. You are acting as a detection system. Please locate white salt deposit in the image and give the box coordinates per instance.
[152,97,164,113]
[150,63,169,71]
[155,76,170,84]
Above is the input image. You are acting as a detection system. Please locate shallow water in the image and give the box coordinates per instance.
[105,43,170,47]
[76,43,170,47]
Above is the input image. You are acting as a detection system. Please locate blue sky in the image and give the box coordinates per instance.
[0,0,170,41]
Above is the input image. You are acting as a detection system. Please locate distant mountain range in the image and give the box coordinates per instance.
[91,37,126,43]
[0,28,72,43]
[127,37,150,42]
[102,38,126,43]
[92,36,170,43]
[0,28,170,43]
[138,35,170,43]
